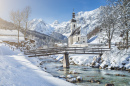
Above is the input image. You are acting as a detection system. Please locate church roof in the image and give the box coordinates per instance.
[71,19,76,22]
[70,27,81,36]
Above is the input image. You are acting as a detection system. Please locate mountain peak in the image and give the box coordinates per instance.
[52,20,59,25]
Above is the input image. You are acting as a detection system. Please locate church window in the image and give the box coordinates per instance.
[78,37,80,41]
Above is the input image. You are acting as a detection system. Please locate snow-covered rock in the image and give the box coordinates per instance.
[28,19,54,36]
[100,47,130,69]
[67,75,74,78]
[76,76,83,81]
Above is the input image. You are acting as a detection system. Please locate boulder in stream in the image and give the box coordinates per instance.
[105,84,114,86]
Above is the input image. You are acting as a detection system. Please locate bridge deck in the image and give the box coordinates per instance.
[24,47,111,57]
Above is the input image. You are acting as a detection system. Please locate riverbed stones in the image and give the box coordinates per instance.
[67,75,74,78]
[59,75,65,78]
[99,66,102,69]
[57,69,64,71]
[101,77,105,79]
[105,73,111,75]
[115,74,126,77]
[76,76,83,82]
[69,70,80,74]
[105,83,114,86]
[87,78,101,84]
[67,78,76,83]
[97,81,100,84]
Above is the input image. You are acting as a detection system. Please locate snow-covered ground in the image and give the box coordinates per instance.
[0,29,23,36]
[0,29,24,42]
[0,36,24,43]
[100,46,130,69]
[0,43,75,86]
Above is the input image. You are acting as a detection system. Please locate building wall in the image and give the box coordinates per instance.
[80,36,87,43]
[68,35,88,47]
[73,35,80,43]
[68,36,73,47]
[71,22,77,33]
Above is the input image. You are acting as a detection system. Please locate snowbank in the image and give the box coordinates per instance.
[100,47,130,69]
[52,47,130,70]
[0,44,75,86]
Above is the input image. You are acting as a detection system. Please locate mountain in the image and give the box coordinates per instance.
[50,7,103,37]
[28,19,67,40]
[28,19,54,36]
[28,7,103,39]
[0,18,15,29]
[51,21,71,37]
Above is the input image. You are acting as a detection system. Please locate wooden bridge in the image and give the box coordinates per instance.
[24,47,111,68]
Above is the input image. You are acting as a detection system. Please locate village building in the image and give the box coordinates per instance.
[68,10,88,47]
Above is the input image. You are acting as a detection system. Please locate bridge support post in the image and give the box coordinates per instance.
[63,52,69,68]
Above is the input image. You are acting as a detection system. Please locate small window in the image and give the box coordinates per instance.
[83,41,85,43]
[78,37,80,41]
[74,24,75,28]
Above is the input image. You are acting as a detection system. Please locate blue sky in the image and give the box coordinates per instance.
[0,0,106,24]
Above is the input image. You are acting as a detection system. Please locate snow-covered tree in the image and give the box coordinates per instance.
[107,0,130,48]
[100,6,119,48]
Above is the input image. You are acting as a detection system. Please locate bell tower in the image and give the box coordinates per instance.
[71,9,77,33]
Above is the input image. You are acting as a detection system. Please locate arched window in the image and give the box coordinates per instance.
[74,24,75,28]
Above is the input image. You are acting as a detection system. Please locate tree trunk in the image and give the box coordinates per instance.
[126,31,128,49]
[24,22,27,39]
[18,21,20,48]
[108,27,111,49]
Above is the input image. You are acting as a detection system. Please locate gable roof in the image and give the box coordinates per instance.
[70,27,81,36]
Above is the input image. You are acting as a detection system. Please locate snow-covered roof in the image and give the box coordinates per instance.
[70,27,81,36]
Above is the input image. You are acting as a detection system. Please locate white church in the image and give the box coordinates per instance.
[68,11,88,47]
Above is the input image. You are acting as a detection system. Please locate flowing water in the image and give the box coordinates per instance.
[39,56,130,86]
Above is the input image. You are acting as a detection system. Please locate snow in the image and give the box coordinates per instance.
[87,35,98,43]
[28,7,103,38]
[50,7,102,37]
[0,36,24,43]
[0,44,75,86]
[28,19,54,36]
[100,47,130,69]
[52,46,130,69]
[0,29,23,36]
[0,29,24,42]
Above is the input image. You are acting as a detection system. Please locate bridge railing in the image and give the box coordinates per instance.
[24,47,111,57]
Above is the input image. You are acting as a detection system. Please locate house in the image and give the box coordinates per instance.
[68,10,88,47]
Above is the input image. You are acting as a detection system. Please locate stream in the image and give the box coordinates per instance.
[39,56,130,86]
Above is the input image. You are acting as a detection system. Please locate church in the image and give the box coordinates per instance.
[68,10,88,47]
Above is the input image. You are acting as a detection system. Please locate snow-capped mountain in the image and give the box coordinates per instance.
[28,7,103,38]
[28,19,67,40]
[51,21,71,37]
[50,7,103,37]
[28,19,54,36]
[52,20,59,26]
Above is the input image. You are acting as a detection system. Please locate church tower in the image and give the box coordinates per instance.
[71,9,77,33]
